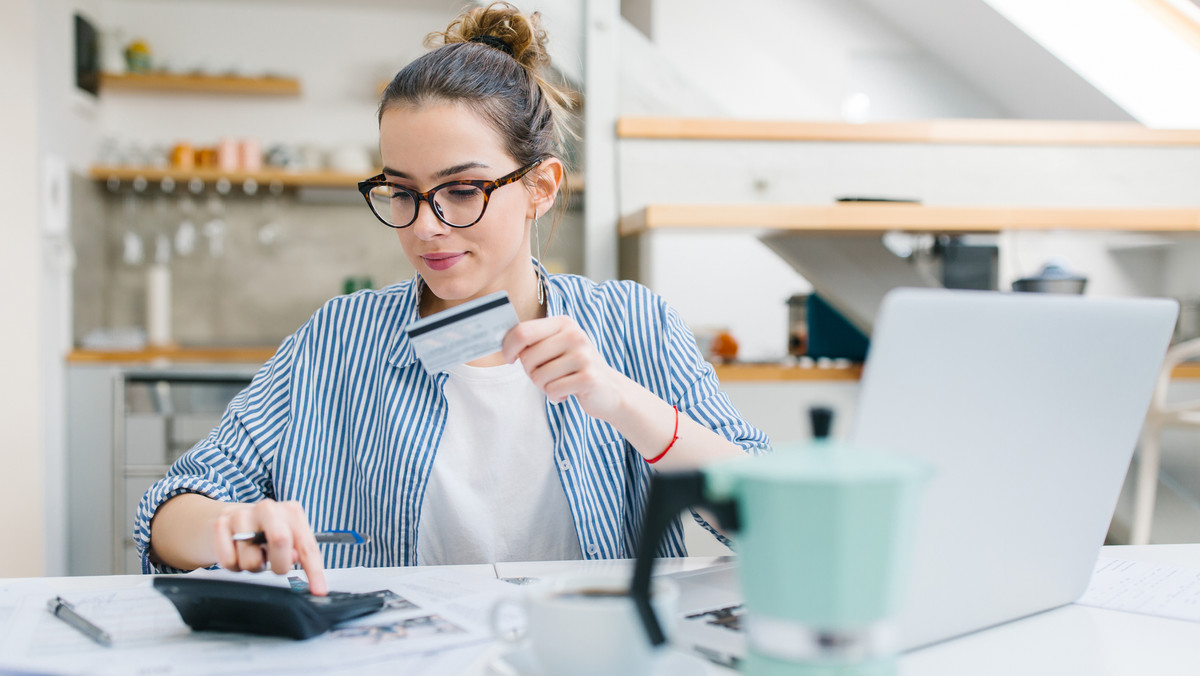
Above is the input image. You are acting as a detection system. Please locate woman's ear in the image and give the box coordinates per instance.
[527,157,565,219]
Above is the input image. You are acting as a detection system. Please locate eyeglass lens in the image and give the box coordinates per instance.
[367,183,486,228]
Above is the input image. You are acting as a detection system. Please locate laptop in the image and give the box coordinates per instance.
[669,287,1178,659]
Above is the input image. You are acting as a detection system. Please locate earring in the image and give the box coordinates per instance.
[533,213,545,306]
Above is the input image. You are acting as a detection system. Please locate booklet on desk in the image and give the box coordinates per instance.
[39,577,391,647]
[0,567,507,675]
[27,584,193,651]
[1077,557,1200,623]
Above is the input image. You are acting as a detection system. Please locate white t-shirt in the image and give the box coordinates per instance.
[415,360,583,565]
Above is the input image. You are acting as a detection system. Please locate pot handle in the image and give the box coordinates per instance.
[629,470,739,647]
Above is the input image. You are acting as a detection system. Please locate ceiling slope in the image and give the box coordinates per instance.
[858,0,1135,121]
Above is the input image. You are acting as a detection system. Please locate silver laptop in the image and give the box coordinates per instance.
[670,287,1178,658]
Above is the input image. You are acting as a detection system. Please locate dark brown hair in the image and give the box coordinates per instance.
[378,2,573,201]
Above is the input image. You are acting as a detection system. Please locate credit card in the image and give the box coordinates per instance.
[405,290,520,374]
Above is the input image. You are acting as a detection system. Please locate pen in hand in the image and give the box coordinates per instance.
[47,596,112,647]
[231,529,369,546]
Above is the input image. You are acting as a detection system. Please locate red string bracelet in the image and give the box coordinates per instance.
[646,406,679,464]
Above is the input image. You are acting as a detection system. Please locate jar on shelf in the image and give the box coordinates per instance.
[787,293,810,357]
[170,142,194,170]
[710,330,739,364]
[216,138,239,172]
[123,39,152,73]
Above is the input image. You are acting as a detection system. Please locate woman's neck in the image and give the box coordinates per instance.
[418,265,546,322]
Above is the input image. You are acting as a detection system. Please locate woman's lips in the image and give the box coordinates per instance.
[421,252,465,271]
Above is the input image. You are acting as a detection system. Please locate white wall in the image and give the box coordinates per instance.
[858,0,1135,122]
[40,1,103,171]
[650,0,1005,121]
[983,0,1200,128]
[33,0,107,578]
[1,0,47,578]
[92,0,458,158]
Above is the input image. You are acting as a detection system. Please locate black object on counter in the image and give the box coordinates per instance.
[806,294,870,361]
[835,197,921,203]
[1012,262,1087,295]
[153,577,386,640]
[809,406,834,440]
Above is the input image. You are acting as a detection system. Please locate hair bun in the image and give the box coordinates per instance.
[469,34,514,56]
[429,1,550,72]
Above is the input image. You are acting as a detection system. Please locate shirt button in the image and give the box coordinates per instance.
[587,543,599,555]
[558,458,572,471]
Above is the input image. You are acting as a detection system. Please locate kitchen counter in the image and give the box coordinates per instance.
[67,346,277,364]
[713,362,863,381]
[67,348,864,380]
[66,349,1200,380]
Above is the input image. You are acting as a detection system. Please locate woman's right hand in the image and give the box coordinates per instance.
[210,499,328,595]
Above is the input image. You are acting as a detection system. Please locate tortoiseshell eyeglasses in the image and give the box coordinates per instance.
[357,159,542,229]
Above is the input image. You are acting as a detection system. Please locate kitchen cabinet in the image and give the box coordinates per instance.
[67,363,258,575]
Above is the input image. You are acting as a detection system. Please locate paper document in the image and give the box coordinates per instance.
[0,567,513,676]
[1077,557,1200,622]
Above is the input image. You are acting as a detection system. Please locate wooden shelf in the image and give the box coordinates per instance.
[713,362,1200,382]
[617,117,1200,147]
[563,172,585,195]
[620,204,1200,236]
[90,165,366,189]
[100,72,301,97]
[67,346,277,364]
[66,349,1200,381]
[91,166,585,193]
[714,363,863,382]
[1175,362,1200,379]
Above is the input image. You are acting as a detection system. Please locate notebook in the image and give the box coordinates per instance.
[670,287,1178,658]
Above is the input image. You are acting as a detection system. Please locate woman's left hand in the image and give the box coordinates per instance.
[502,316,625,420]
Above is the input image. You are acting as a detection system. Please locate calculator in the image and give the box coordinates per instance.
[153,577,387,640]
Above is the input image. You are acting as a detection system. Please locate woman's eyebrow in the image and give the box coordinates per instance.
[381,161,490,180]
[436,161,490,178]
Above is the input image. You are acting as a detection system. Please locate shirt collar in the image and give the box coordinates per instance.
[385,274,425,370]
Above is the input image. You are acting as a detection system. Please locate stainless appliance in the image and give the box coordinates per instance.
[1012,262,1087,294]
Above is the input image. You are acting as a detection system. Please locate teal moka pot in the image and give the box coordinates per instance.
[630,408,929,676]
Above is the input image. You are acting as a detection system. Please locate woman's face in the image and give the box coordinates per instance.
[379,102,541,312]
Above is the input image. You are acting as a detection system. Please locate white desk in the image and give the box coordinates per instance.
[897,544,1200,676]
[2,546,1199,675]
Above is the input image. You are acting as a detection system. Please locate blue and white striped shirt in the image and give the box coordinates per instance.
[134,271,770,574]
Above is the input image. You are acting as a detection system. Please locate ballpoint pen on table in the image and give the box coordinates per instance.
[47,596,112,647]
[231,529,370,545]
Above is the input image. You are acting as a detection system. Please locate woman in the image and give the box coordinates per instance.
[136,2,768,595]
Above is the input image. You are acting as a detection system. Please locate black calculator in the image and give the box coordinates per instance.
[153,577,387,640]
